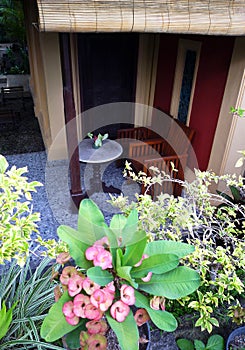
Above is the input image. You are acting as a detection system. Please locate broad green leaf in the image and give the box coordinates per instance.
[122,235,147,267]
[41,291,82,342]
[206,335,225,350]
[106,309,139,350]
[131,254,179,277]
[145,240,195,259]
[65,322,86,349]
[177,339,195,350]
[110,214,127,234]
[121,209,139,245]
[87,266,113,286]
[138,266,200,299]
[57,225,92,269]
[120,230,147,250]
[134,290,177,332]
[194,340,205,350]
[117,266,138,288]
[76,199,108,244]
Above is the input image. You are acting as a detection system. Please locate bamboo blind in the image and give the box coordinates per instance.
[37,0,245,35]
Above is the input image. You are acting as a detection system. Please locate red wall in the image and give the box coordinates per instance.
[154,34,234,170]
[189,36,234,170]
[153,34,178,113]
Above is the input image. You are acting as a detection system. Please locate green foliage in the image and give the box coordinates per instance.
[177,334,225,350]
[0,154,42,266]
[109,163,245,333]
[0,0,26,44]
[0,257,65,349]
[41,199,200,350]
[0,300,17,340]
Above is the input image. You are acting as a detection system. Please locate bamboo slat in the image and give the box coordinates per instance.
[36,0,245,35]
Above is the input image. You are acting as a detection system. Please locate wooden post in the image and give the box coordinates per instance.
[59,33,85,207]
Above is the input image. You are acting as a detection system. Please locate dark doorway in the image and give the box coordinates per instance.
[77,33,139,138]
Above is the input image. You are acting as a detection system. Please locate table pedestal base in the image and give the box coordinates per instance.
[85,163,121,196]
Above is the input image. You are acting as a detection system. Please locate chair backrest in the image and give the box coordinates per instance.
[128,138,165,159]
[142,154,188,198]
[117,127,149,141]
[165,119,195,155]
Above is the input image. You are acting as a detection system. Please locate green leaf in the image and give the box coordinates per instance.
[41,291,82,342]
[177,339,195,350]
[138,266,200,299]
[65,322,87,349]
[76,199,108,245]
[110,214,127,235]
[106,309,139,350]
[145,240,195,259]
[57,225,92,269]
[117,266,138,288]
[122,236,147,267]
[0,155,8,173]
[206,335,224,350]
[116,248,123,269]
[121,209,139,245]
[87,266,113,286]
[194,340,205,350]
[131,254,179,277]
[230,185,242,201]
[134,290,177,332]
[0,301,16,340]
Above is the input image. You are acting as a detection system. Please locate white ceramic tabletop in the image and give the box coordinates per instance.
[79,139,123,164]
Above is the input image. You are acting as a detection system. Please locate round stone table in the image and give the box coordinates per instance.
[79,139,123,194]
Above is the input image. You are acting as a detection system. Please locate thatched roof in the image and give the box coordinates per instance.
[37,0,245,35]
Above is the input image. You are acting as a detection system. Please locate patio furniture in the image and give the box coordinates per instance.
[0,108,16,130]
[1,86,25,109]
[141,154,188,198]
[79,138,123,195]
[119,118,195,197]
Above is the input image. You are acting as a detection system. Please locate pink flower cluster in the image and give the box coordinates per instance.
[61,268,115,325]
[85,237,112,270]
[59,237,159,348]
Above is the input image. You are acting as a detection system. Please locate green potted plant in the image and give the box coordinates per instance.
[87,132,108,148]
[40,199,200,350]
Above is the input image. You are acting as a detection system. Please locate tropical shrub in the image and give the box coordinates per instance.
[41,199,200,350]
[0,155,42,266]
[109,162,245,333]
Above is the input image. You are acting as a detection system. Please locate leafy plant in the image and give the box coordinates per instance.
[87,132,109,148]
[109,163,245,333]
[177,334,224,350]
[0,257,65,349]
[0,154,43,266]
[41,199,200,350]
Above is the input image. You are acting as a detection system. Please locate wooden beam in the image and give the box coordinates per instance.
[59,33,85,207]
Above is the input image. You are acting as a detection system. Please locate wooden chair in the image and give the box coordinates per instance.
[1,86,25,109]
[0,108,16,130]
[123,119,195,197]
[128,138,165,172]
[141,154,188,198]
